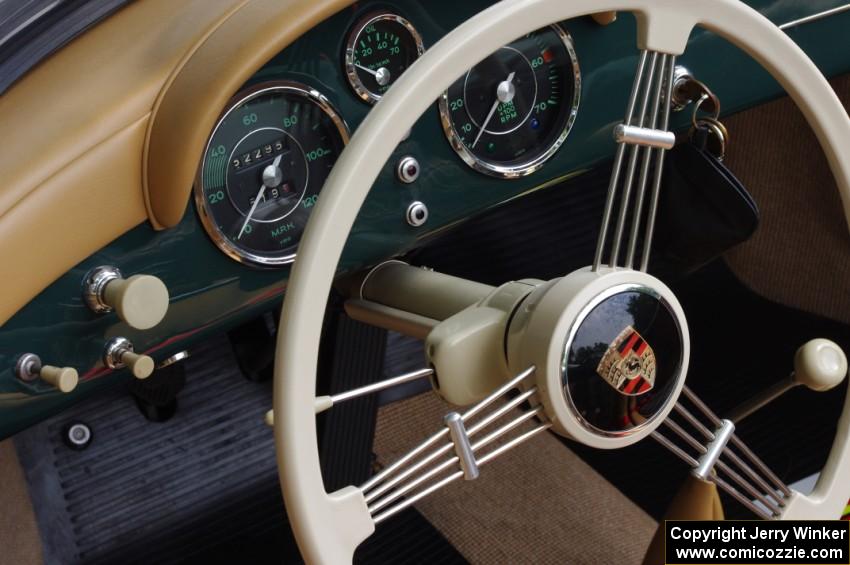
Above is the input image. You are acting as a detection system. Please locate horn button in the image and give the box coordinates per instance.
[507,267,689,449]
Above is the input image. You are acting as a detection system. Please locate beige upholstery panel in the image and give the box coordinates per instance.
[641,477,724,565]
[373,393,657,564]
[0,0,241,325]
[145,0,354,228]
[0,440,42,565]
[0,0,352,325]
[724,75,850,324]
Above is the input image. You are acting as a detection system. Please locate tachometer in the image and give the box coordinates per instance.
[344,12,425,104]
[195,81,349,266]
[438,24,580,178]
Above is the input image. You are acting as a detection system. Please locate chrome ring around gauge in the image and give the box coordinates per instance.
[344,12,425,104]
[194,81,349,267]
[438,24,580,178]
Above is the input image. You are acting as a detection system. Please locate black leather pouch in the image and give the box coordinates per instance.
[651,142,759,279]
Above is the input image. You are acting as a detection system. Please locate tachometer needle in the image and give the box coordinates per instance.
[238,154,282,240]
[472,71,515,149]
[355,63,391,86]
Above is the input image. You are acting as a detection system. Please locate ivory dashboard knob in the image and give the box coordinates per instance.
[83,267,169,330]
[40,365,79,393]
[119,350,155,380]
[105,337,155,380]
[103,275,169,330]
[794,338,848,392]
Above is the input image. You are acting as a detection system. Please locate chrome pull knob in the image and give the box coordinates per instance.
[83,266,169,330]
[15,353,78,393]
[105,337,155,380]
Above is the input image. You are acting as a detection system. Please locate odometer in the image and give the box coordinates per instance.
[344,12,425,104]
[195,82,349,266]
[438,25,580,178]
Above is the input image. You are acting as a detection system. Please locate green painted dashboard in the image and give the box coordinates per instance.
[1,0,848,438]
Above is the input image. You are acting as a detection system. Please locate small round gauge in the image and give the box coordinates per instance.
[195,81,349,266]
[344,12,425,104]
[438,24,581,178]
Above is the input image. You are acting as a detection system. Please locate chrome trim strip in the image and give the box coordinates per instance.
[779,4,850,30]
[692,418,735,480]
[444,412,480,481]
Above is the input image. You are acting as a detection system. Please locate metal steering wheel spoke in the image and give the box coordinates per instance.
[359,366,547,524]
[594,49,677,272]
[652,386,792,520]
[275,0,850,561]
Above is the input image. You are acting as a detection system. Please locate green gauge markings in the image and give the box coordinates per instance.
[195,82,349,267]
[345,13,424,104]
[439,24,580,177]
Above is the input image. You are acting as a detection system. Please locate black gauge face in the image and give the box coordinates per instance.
[195,82,349,266]
[345,13,424,104]
[439,24,580,178]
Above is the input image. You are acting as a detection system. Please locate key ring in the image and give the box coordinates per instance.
[692,91,721,128]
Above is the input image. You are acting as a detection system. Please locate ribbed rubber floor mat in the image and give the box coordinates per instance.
[16,335,284,564]
[15,334,465,564]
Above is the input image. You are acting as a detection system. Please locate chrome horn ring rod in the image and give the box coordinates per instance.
[652,386,792,520]
[593,50,677,272]
[357,366,549,524]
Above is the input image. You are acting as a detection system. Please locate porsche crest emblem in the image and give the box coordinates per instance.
[595,326,656,396]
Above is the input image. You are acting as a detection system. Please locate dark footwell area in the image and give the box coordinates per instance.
[15,333,464,564]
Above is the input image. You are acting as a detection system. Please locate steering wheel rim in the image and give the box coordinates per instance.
[275,0,850,562]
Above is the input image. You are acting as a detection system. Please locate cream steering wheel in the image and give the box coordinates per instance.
[274,0,850,562]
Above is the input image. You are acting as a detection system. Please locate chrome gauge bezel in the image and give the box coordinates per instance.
[194,81,350,268]
[344,12,425,105]
[438,24,581,179]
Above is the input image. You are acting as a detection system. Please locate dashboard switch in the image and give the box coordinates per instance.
[396,156,420,184]
[105,337,155,380]
[15,353,78,393]
[41,365,80,392]
[83,266,169,330]
[406,201,429,227]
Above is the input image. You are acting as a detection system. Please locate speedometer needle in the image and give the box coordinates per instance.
[355,63,391,86]
[472,71,515,149]
[238,153,282,240]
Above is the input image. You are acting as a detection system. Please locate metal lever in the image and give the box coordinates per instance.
[727,338,848,423]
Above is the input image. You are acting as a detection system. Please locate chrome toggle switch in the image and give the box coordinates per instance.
[105,337,155,380]
[16,353,79,393]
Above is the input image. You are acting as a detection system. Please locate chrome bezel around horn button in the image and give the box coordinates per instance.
[506,266,690,449]
[560,282,685,439]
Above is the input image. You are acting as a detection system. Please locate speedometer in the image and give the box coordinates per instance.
[195,82,349,266]
[438,24,580,178]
